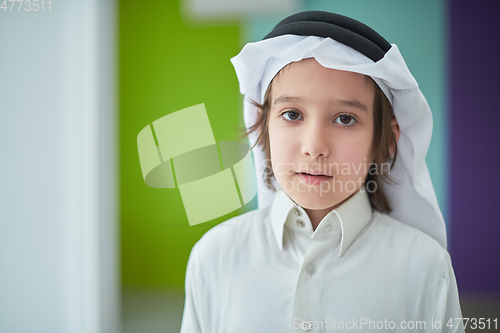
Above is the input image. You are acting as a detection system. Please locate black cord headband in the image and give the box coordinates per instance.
[263,11,391,62]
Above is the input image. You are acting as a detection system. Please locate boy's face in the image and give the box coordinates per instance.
[268,58,375,210]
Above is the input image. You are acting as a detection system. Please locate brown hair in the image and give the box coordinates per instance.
[236,65,399,213]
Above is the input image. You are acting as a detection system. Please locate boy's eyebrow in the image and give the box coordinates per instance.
[273,95,305,106]
[273,95,369,113]
[333,99,369,113]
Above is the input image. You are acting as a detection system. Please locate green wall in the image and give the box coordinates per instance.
[120,0,249,288]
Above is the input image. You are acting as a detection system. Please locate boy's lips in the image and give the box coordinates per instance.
[295,171,332,176]
[295,172,333,185]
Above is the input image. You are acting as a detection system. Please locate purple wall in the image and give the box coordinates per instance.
[449,0,500,292]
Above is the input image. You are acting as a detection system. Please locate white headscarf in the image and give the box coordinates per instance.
[230,33,447,249]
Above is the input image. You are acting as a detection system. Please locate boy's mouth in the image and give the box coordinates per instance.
[295,172,333,177]
[295,172,333,185]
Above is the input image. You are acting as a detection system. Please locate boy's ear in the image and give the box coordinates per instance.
[389,116,401,157]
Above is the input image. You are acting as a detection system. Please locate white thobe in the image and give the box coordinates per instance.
[180,188,465,332]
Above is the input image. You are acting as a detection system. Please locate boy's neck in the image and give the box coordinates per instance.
[303,191,358,231]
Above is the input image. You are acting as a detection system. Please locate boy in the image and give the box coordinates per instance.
[180,11,464,333]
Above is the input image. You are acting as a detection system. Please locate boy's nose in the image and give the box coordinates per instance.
[300,125,330,160]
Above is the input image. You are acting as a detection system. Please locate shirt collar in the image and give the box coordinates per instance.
[270,187,373,257]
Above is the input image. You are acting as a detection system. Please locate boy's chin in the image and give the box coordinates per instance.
[288,190,340,210]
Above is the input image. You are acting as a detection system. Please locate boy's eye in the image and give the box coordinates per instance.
[281,110,303,122]
[335,114,356,127]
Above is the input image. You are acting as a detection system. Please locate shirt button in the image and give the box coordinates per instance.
[301,320,312,331]
[296,219,305,228]
[323,225,332,233]
[293,207,302,216]
[306,263,317,275]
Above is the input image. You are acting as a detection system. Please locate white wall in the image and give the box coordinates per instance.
[0,1,120,332]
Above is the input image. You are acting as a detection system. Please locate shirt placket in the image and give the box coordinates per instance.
[290,213,340,332]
